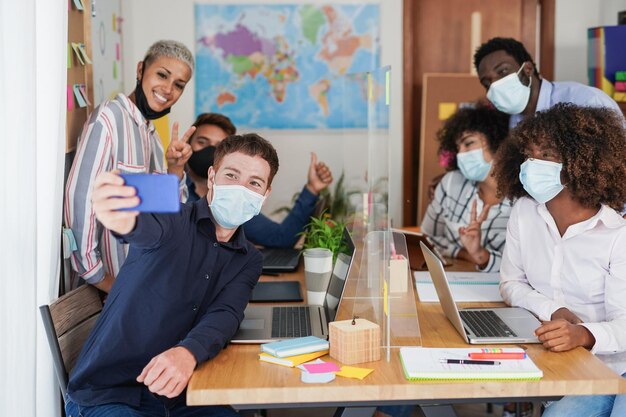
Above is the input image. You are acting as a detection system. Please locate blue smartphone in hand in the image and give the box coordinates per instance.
[119,173,180,213]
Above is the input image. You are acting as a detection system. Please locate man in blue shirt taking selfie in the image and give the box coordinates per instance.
[65,134,279,417]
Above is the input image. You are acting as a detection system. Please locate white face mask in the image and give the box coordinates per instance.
[486,63,532,115]
[456,148,492,182]
[209,184,265,229]
[519,159,564,204]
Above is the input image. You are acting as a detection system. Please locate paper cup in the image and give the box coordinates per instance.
[303,248,333,305]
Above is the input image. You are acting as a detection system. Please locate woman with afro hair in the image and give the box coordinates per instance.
[421,104,511,272]
[496,103,626,417]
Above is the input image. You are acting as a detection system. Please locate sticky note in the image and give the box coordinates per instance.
[72,84,87,108]
[296,358,324,371]
[438,102,457,120]
[67,85,74,111]
[72,0,84,11]
[67,43,72,69]
[116,43,120,61]
[336,366,374,380]
[112,13,117,32]
[302,362,340,374]
[113,61,118,79]
[383,280,389,316]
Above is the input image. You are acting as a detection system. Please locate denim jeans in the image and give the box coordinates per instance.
[65,388,240,417]
[542,372,626,417]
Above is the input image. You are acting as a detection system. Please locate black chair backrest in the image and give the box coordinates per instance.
[39,284,103,396]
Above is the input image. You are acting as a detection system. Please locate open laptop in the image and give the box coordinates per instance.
[260,248,301,273]
[232,228,356,343]
[420,241,541,344]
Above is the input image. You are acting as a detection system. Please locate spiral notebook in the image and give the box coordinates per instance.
[399,347,543,380]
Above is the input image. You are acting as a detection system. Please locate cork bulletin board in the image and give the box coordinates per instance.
[417,73,486,221]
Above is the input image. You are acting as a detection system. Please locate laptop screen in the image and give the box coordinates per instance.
[323,228,356,322]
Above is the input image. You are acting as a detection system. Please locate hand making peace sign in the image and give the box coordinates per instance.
[166,122,195,180]
[458,199,491,265]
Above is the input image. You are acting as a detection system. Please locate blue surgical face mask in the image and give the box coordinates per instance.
[519,159,564,204]
[486,63,532,115]
[209,184,265,229]
[456,148,492,182]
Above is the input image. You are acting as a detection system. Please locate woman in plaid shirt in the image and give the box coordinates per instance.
[421,105,511,272]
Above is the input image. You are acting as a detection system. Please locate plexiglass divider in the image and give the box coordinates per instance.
[333,67,420,362]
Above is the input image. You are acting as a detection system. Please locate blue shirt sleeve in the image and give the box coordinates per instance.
[243,186,318,248]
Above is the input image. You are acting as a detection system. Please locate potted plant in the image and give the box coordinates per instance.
[300,212,347,263]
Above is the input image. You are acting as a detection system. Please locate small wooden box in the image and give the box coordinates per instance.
[329,318,381,365]
[389,256,409,293]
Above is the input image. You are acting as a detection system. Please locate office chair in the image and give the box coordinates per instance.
[39,284,103,396]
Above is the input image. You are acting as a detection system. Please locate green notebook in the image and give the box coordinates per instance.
[399,347,543,381]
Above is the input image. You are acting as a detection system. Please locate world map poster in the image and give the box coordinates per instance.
[194,4,380,129]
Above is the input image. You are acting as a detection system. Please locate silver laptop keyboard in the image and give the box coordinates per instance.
[459,310,517,338]
[271,306,312,338]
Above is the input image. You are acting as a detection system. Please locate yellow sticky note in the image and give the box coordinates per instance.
[438,102,457,120]
[67,43,72,69]
[112,13,117,32]
[383,280,389,316]
[153,115,171,164]
[336,366,374,380]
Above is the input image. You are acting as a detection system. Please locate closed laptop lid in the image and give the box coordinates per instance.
[260,248,301,272]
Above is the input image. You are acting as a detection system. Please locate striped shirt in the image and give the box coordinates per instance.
[420,170,512,272]
[64,94,187,286]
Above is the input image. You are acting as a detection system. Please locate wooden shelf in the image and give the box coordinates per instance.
[66,1,94,153]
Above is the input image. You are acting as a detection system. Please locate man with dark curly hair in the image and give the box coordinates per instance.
[495,103,626,417]
[474,37,622,129]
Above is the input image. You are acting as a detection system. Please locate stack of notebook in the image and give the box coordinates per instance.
[259,336,329,367]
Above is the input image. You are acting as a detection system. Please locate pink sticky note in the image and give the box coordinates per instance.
[67,85,74,111]
[116,43,120,61]
[303,362,340,374]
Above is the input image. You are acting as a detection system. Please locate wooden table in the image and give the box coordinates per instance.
[187,257,625,416]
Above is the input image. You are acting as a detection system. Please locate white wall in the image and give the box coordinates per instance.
[554,0,626,83]
[122,0,404,224]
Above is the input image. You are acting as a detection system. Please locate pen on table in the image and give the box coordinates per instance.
[439,358,501,365]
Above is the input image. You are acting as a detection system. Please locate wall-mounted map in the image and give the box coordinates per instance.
[194,3,380,129]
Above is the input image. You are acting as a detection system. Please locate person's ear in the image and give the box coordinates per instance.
[207,166,216,187]
[262,185,272,202]
[521,61,534,81]
[136,61,144,81]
